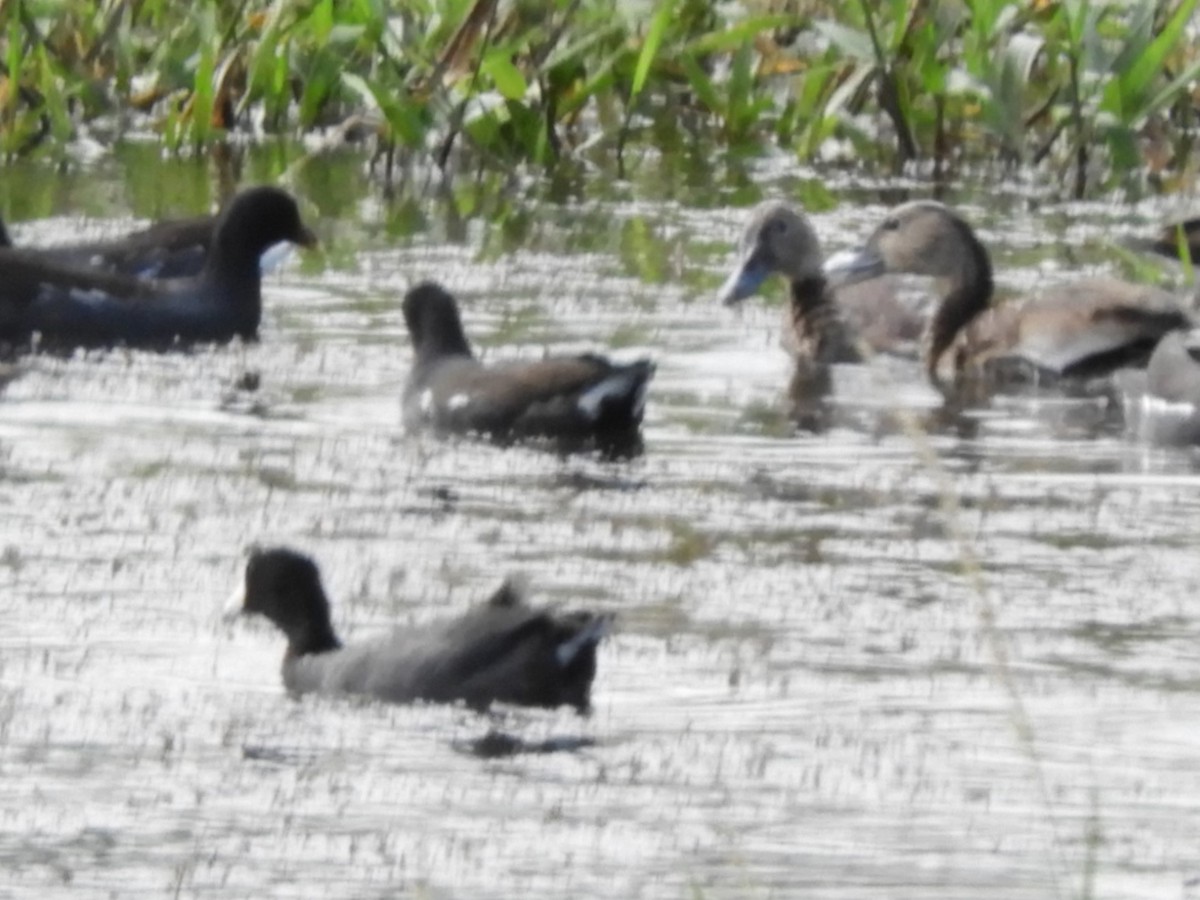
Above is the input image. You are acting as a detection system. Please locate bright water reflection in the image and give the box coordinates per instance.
[0,150,1199,899]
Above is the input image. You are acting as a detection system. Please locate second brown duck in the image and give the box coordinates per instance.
[824,200,1191,388]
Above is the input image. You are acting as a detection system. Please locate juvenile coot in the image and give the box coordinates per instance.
[402,281,654,454]
[225,547,612,714]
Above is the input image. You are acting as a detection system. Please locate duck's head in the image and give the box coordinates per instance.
[224,547,337,652]
[824,201,988,287]
[718,201,825,306]
[402,281,472,360]
[210,187,317,270]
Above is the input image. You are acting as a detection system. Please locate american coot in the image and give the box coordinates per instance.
[718,201,925,362]
[224,547,612,714]
[825,201,1190,387]
[0,186,316,351]
[402,281,654,453]
[0,212,215,279]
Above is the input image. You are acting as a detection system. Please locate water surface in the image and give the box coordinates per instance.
[1,147,1199,899]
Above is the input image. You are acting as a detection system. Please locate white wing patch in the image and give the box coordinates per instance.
[632,378,649,418]
[555,616,612,667]
[577,370,637,420]
[419,388,435,414]
[446,392,470,411]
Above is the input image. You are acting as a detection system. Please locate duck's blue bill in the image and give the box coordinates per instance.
[718,254,770,306]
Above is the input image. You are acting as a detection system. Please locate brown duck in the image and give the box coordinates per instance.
[825,200,1191,387]
[717,200,923,365]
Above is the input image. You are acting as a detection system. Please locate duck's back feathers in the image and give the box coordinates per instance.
[338,597,610,712]
[37,215,215,279]
[1010,279,1189,377]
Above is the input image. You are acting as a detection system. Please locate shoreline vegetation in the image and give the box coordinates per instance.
[5,0,1200,197]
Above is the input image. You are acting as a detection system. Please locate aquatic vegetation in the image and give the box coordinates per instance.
[3,0,1199,194]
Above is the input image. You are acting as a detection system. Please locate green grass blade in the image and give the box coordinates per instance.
[685,14,796,55]
[678,52,721,115]
[1144,57,1200,118]
[631,0,674,100]
[1118,0,1196,103]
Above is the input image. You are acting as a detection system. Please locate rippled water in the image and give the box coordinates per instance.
[2,148,1200,899]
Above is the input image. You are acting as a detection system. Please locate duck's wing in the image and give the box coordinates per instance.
[383,589,611,712]
[1012,279,1189,376]
[0,250,164,338]
[312,579,610,712]
[0,250,246,350]
[38,216,215,279]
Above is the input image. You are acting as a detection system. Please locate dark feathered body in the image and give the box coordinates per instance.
[0,214,215,279]
[402,282,653,451]
[229,548,610,713]
[0,187,314,351]
[783,274,863,365]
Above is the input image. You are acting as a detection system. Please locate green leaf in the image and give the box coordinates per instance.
[1144,57,1200,119]
[329,24,368,46]
[540,22,624,73]
[678,52,721,115]
[483,53,528,101]
[631,0,674,99]
[685,15,795,55]
[341,72,427,146]
[1118,0,1196,107]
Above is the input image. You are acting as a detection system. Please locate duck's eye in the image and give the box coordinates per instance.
[766,218,788,238]
[881,217,900,231]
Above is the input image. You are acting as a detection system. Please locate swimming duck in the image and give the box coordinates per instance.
[824,200,1191,386]
[0,211,215,279]
[0,186,316,351]
[224,547,611,713]
[718,200,925,362]
[402,281,654,453]
[718,201,863,365]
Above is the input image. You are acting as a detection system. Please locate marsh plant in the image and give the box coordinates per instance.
[3,0,1199,194]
